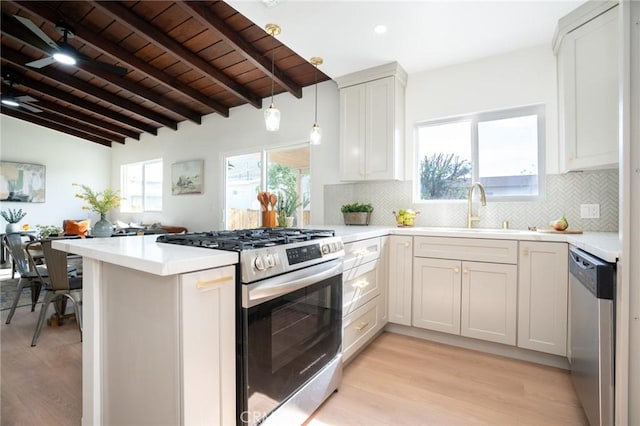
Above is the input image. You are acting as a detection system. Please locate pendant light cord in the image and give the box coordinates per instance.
[314,63,318,122]
[270,32,275,105]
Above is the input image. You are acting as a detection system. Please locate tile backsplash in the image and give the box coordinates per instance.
[324,170,618,232]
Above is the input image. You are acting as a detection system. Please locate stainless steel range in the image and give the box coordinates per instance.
[158,228,344,426]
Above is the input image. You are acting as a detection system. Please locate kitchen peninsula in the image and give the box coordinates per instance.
[54,227,619,426]
[53,235,238,426]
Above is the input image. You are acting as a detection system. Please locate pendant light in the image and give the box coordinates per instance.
[264,24,281,131]
[309,57,323,145]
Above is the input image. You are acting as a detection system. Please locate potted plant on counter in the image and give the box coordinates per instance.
[1,208,27,233]
[341,203,374,226]
[277,190,302,227]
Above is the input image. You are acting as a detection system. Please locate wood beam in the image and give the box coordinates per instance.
[91,0,263,109]
[179,1,303,99]
[1,107,113,147]
[1,67,158,135]
[1,87,135,141]
[1,18,201,125]
[2,46,179,130]
[11,1,230,117]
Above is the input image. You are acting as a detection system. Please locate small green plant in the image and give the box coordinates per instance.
[1,208,27,223]
[341,203,374,213]
[36,225,63,239]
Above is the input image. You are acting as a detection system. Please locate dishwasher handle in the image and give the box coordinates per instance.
[569,247,615,300]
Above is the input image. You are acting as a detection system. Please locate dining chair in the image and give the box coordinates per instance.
[3,233,48,324]
[28,238,83,347]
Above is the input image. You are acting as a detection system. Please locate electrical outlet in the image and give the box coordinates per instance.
[580,204,600,219]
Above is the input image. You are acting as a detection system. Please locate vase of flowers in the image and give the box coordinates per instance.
[73,184,123,237]
[1,208,27,233]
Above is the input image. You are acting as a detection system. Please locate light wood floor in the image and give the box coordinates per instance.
[306,332,588,426]
[1,304,587,426]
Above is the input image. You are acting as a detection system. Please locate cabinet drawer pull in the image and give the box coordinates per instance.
[355,321,370,331]
[196,275,233,289]
[352,280,370,289]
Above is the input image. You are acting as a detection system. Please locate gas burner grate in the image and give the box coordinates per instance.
[157,228,335,251]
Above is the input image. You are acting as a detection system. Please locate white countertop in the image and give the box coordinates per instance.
[320,225,620,263]
[52,235,238,276]
[52,227,620,276]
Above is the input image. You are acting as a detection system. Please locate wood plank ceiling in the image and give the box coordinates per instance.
[0,1,330,147]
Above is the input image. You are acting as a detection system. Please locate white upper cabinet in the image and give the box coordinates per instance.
[337,62,406,181]
[555,2,619,171]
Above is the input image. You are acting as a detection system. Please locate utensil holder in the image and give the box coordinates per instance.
[262,211,276,228]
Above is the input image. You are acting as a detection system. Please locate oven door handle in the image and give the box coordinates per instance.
[243,259,343,308]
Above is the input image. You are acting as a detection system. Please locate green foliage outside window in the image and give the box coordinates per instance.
[420,153,471,200]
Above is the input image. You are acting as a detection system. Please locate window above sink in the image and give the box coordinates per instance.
[414,104,545,203]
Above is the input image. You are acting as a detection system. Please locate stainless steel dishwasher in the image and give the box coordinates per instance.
[569,247,616,426]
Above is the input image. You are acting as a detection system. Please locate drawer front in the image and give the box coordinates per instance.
[414,236,518,264]
[343,296,381,362]
[343,261,379,315]
[343,237,381,271]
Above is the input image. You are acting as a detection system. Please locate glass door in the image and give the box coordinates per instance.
[224,145,310,230]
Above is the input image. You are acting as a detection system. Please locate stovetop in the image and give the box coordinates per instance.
[156,228,335,251]
[157,228,343,283]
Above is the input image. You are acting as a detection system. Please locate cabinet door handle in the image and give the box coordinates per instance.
[454,268,460,273]
[355,321,370,331]
[463,269,468,274]
[522,249,529,256]
[404,242,410,248]
[352,280,370,289]
[196,275,233,289]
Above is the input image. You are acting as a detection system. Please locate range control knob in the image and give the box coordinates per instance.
[254,256,266,271]
[264,253,275,268]
[321,244,330,255]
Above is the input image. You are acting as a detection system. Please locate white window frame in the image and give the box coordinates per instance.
[414,105,545,203]
[120,159,163,213]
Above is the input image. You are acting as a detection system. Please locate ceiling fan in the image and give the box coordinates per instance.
[14,15,128,76]
[1,78,42,113]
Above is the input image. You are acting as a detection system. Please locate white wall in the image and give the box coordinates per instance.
[405,44,559,175]
[0,115,111,229]
[110,81,340,232]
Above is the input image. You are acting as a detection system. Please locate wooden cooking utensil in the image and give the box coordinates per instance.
[257,192,269,211]
[270,193,277,211]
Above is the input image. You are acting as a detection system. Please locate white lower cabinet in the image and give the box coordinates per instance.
[388,235,413,325]
[411,237,518,346]
[342,236,387,363]
[518,241,569,356]
[413,257,517,345]
[343,296,382,361]
[413,257,461,334]
[461,261,517,345]
[101,265,236,426]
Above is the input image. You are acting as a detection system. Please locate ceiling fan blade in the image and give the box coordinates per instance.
[14,15,59,50]
[77,56,128,76]
[26,56,57,69]
[20,103,43,113]
[16,95,38,103]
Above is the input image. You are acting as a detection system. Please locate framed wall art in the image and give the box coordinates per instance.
[0,161,46,203]
[171,159,203,195]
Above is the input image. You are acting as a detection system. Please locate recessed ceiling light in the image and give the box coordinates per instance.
[374,25,387,34]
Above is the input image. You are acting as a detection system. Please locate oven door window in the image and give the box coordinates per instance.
[245,274,341,420]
